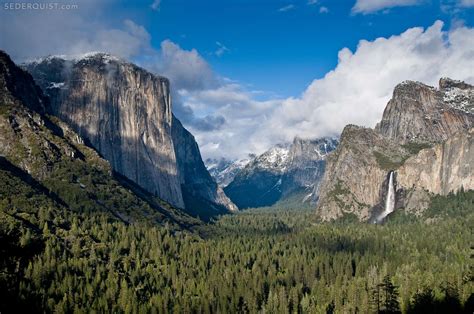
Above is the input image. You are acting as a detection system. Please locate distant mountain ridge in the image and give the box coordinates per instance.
[24,52,236,219]
[223,137,338,209]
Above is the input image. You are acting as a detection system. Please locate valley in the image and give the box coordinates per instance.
[0,11,473,311]
[2,187,473,312]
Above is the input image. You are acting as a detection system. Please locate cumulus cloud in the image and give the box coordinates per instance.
[249,21,474,151]
[173,79,282,154]
[352,0,422,14]
[155,40,218,91]
[146,21,474,160]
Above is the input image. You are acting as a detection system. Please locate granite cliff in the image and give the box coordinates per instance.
[316,79,473,221]
[0,50,198,228]
[24,53,236,217]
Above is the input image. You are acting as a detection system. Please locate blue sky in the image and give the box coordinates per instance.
[117,0,473,96]
[1,0,474,158]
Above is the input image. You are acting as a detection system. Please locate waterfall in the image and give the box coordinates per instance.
[376,171,396,223]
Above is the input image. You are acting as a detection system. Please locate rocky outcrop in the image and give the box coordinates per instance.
[317,79,473,221]
[0,51,49,114]
[225,137,338,209]
[24,53,236,217]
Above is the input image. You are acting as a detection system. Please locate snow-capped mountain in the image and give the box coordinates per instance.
[205,156,253,187]
[224,137,339,209]
[244,143,292,173]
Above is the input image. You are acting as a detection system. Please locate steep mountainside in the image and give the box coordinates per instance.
[225,137,338,209]
[172,117,237,218]
[398,128,473,213]
[24,53,235,217]
[0,50,198,229]
[317,78,474,221]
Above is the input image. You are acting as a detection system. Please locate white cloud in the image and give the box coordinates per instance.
[249,21,474,153]
[215,41,230,57]
[278,4,296,12]
[150,0,161,11]
[319,6,329,13]
[0,1,153,61]
[148,21,474,160]
[352,0,422,14]
[153,40,218,91]
[308,0,318,5]
[2,5,473,162]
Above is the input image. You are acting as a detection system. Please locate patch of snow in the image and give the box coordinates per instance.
[46,82,65,89]
[442,87,473,114]
[206,157,252,187]
[26,52,124,66]
[255,144,291,171]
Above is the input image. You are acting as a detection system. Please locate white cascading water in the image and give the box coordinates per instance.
[376,171,395,223]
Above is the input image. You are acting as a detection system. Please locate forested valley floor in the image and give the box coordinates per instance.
[1,185,473,313]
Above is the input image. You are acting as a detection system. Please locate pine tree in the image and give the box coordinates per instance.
[379,276,400,314]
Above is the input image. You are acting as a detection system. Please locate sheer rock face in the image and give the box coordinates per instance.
[317,79,474,221]
[0,51,201,228]
[25,54,184,208]
[172,117,237,217]
[224,137,338,209]
[398,128,473,196]
[25,53,236,216]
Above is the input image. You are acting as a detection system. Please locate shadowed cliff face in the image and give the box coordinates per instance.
[0,51,50,115]
[24,53,236,217]
[172,116,237,218]
[317,79,474,221]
